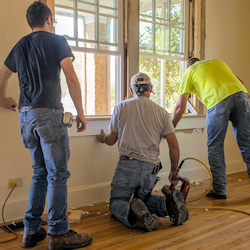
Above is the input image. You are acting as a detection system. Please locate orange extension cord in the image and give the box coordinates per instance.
[0,184,18,244]
[182,157,250,216]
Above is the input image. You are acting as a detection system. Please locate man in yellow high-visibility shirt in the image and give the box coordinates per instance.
[172,58,250,199]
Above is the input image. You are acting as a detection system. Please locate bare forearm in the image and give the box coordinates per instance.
[0,79,8,100]
[67,78,84,117]
[172,94,189,127]
[172,105,185,128]
[97,130,118,145]
[169,146,180,173]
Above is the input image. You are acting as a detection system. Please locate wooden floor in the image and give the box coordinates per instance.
[1,172,250,250]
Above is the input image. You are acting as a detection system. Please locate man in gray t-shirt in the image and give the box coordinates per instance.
[97,72,189,231]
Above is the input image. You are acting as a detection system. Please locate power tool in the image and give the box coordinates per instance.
[162,160,190,202]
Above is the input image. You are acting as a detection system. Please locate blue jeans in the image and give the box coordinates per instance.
[19,108,70,235]
[110,159,167,228]
[206,92,250,195]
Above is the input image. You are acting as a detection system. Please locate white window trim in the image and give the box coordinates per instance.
[68,115,206,137]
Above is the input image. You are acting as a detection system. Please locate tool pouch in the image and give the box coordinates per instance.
[63,112,74,127]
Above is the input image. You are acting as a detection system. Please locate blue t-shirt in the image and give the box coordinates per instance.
[4,31,74,110]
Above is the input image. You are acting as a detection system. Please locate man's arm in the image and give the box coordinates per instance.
[235,75,245,86]
[171,93,189,128]
[165,132,180,185]
[97,129,118,146]
[60,57,86,132]
[0,65,17,111]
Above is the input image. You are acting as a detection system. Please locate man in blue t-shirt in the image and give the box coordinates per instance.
[0,2,92,249]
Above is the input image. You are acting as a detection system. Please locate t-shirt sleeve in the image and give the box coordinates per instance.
[108,104,120,133]
[55,36,75,64]
[179,67,193,95]
[4,47,17,73]
[162,111,175,136]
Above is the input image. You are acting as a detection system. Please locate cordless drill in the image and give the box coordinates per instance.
[162,160,190,202]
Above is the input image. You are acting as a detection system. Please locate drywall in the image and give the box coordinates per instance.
[0,0,248,223]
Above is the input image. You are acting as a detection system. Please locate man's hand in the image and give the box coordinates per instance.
[0,97,17,111]
[169,170,179,186]
[96,129,106,143]
[76,115,87,132]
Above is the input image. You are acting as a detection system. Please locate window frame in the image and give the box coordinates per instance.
[55,0,125,117]
[49,0,206,136]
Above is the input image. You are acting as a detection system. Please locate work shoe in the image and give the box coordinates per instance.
[130,198,159,231]
[206,189,227,199]
[22,227,47,248]
[48,230,92,250]
[165,189,189,226]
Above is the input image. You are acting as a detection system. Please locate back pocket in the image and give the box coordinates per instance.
[37,123,63,143]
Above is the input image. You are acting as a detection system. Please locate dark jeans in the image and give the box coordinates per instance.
[19,108,70,235]
[110,159,167,227]
[206,92,250,195]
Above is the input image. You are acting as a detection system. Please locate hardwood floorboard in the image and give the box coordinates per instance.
[1,172,249,250]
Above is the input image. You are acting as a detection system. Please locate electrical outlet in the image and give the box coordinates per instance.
[8,177,23,188]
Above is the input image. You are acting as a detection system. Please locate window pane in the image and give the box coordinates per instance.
[155,0,168,21]
[78,11,97,41]
[139,22,153,51]
[139,55,183,113]
[99,44,118,51]
[139,56,161,105]
[55,0,74,8]
[55,7,75,38]
[99,16,118,44]
[99,0,118,16]
[140,0,153,21]
[155,24,169,54]
[78,41,97,49]
[61,51,117,116]
[164,60,182,113]
[78,0,97,12]
[171,0,184,26]
[170,28,184,54]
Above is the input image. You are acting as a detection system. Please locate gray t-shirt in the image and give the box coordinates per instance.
[109,96,175,164]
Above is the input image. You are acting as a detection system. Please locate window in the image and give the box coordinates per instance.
[55,0,124,116]
[139,0,187,113]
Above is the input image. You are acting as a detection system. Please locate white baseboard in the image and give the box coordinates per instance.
[0,160,245,223]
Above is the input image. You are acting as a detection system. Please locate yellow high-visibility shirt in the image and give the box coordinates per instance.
[179,59,248,109]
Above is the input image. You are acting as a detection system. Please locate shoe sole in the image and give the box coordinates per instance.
[47,236,93,250]
[171,190,189,226]
[130,199,149,219]
[142,213,159,232]
[206,190,227,199]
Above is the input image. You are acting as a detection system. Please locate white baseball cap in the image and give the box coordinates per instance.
[130,72,151,88]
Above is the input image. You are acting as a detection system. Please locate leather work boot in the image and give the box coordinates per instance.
[206,189,227,199]
[22,227,47,248]
[164,189,189,226]
[47,230,92,250]
[130,198,159,231]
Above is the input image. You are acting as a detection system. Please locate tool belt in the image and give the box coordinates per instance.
[119,155,136,161]
[119,155,162,174]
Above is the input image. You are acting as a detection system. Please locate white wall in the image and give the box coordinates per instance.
[0,0,248,223]
[205,0,250,180]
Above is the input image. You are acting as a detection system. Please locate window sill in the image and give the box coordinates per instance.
[68,115,206,137]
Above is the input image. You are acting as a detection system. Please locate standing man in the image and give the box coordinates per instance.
[0,2,92,249]
[97,72,189,231]
[172,58,250,199]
